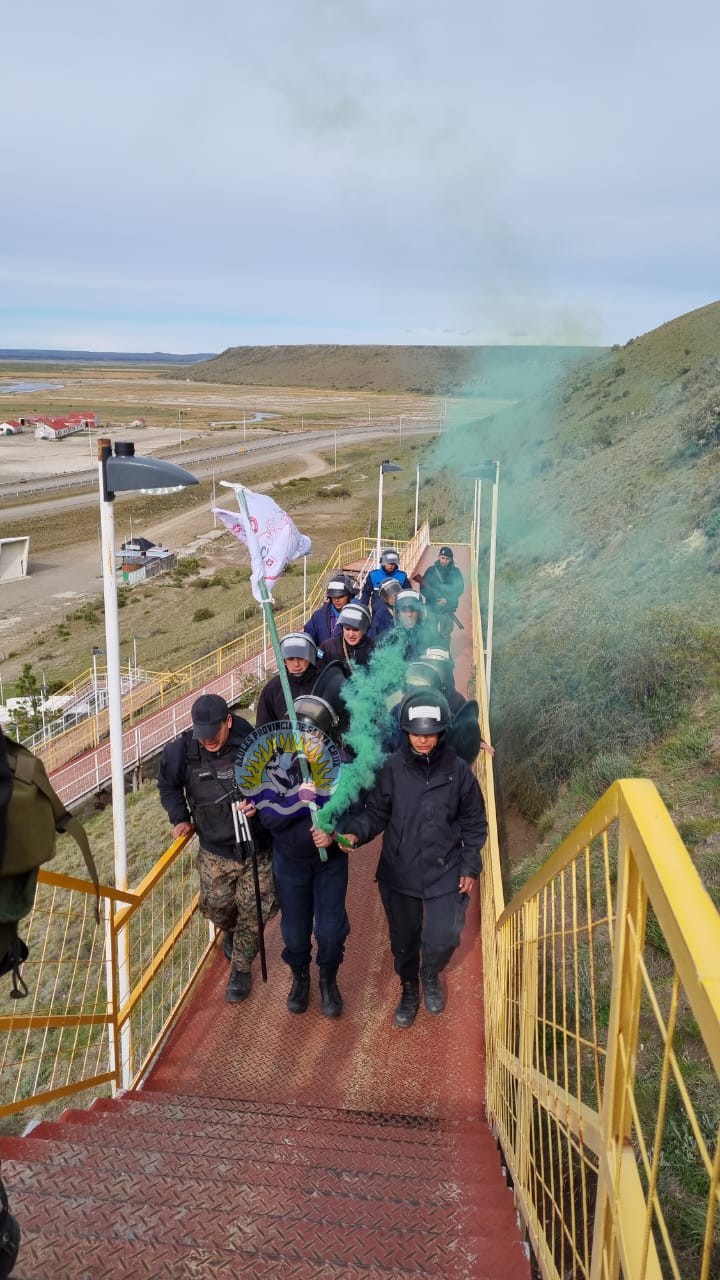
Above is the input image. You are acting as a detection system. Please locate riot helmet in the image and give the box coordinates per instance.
[420,647,455,690]
[293,695,339,737]
[337,602,372,634]
[380,548,400,568]
[379,578,403,605]
[404,661,444,692]
[280,632,318,665]
[326,574,354,601]
[395,590,425,618]
[398,690,451,735]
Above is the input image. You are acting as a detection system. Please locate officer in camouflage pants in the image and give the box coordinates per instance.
[158,694,278,1003]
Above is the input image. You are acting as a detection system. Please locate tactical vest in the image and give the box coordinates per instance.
[184,735,237,849]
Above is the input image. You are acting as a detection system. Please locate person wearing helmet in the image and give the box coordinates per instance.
[413,546,465,641]
[256,632,318,728]
[248,695,349,1021]
[360,548,410,610]
[313,690,487,1030]
[320,602,375,669]
[304,574,356,647]
[372,577,403,637]
[393,589,429,659]
[420,647,494,759]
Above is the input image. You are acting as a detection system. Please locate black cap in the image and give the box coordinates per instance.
[191,693,229,739]
[439,546,454,559]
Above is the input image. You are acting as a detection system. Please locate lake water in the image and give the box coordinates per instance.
[0,381,64,394]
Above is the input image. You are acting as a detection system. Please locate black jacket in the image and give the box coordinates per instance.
[157,712,254,857]
[419,560,465,614]
[255,803,344,865]
[320,633,375,670]
[256,666,317,727]
[342,738,487,898]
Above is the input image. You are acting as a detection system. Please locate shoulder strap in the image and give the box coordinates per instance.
[10,743,100,919]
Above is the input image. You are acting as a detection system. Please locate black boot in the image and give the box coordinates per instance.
[226,967,251,1003]
[287,966,310,1014]
[319,966,343,1018]
[222,930,234,961]
[393,980,420,1028]
[421,968,445,1015]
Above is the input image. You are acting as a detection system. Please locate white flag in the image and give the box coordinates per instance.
[213,484,312,603]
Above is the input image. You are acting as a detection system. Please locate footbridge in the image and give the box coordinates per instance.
[1,528,719,1278]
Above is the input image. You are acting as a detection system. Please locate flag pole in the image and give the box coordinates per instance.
[227,483,326,856]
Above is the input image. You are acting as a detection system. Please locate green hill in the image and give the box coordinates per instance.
[428,300,720,869]
[186,342,598,396]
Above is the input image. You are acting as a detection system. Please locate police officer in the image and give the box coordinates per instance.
[313,691,487,1029]
[158,694,276,1003]
[304,574,355,647]
[320,602,375,669]
[256,633,318,727]
[414,546,465,641]
[372,578,403,637]
[243,696,350,1019]
[360,549,410,610]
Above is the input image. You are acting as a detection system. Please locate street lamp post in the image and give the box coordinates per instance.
[414,463,433,535]
[91,645,103,743]
[463,461,500,701]
[376,460,403,562]
[98,438,197,1086]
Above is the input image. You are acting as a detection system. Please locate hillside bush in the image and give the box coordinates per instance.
[192,607,215,623]
[679,391,720,453]
[494,609,707,819]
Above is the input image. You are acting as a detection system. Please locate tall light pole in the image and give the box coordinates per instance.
[376,460,403,562]
[91,644,102,742]
[414,463,432,534]
[98,439,197,1088]
[463,461,500,701]
[177,408,189,446]
[98,440,198,889]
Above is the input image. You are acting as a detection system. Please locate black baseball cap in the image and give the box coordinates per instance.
[191,693,230,739]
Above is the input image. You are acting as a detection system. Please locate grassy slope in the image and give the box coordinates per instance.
[187,343,597,395]
[450,301,720,905]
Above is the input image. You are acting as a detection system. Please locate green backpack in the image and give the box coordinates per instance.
[0,737,99,999]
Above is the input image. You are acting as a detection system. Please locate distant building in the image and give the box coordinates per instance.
[0,535,30,582]
[33,412,98,440]
[0,419,22,435]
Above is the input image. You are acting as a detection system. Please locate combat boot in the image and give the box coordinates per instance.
[393,980,420,1028]
[222,930,234,961]
[421,968,445,1015]
[287,966,310,1014]
[319,966,343,1018]
[226,967,251,1003]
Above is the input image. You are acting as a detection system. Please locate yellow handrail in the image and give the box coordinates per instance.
[471,531,720,1280]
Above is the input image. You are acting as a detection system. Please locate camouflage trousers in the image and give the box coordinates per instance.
[197,847,278,972]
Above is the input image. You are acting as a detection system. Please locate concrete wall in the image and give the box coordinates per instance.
[0,536,30,581]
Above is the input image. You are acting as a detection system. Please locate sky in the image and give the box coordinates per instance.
[2,0,719,353]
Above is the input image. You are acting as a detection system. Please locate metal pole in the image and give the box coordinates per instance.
[178,409,182,447]
[97,442,132,1086]
[414,465,420,535]
[212,467,217,526]
[303,555,307,614]
[376,465,384,563]
[399,416,403,445]
[92,649,100,741]
[243,413,246,443]
[132,636,138,680]
[334,431,337,471]
[486,465,499,703]
[474,480,482,565]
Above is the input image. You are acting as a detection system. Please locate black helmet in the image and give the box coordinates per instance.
[326,574,354,600]
[379,578,403,604]
[380,548,400,568]
[420,647,455,689]
[280,632,318,664]
[337,602,372,634]
[293,695,339,737]
[404,661,443,692]
[398,690,451,734]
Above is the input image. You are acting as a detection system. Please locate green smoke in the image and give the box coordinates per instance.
[316,619,437,831]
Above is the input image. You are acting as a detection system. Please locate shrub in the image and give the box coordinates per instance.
[192,607,215,623]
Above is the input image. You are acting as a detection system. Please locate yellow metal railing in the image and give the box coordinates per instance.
[471,546,720,1279]
[0,835,210,1121]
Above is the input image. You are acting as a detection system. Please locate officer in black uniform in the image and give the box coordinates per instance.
[314,691,487,1029]
[158,693,276,1003]
[256,633,318,727]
